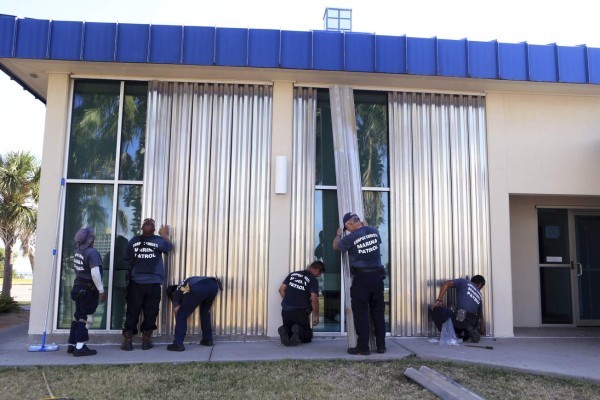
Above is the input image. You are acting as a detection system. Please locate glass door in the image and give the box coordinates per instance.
[573,214,600,326]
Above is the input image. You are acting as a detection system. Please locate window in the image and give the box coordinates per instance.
[323,7,352,32]
[57,80,147,330]
[314,89,390,333]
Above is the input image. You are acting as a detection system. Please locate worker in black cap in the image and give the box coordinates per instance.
[121,218,172,351]
[277,261,325,346]
[67,226,105,356]
[165,276,222,351]
[333,212,386,355]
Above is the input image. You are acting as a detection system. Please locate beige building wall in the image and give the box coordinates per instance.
[487,92,600,329]
[266,81,294,337]
[29,73,71,334]
[31,65,600,336]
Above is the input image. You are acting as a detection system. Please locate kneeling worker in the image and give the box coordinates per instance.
[278,261,325,346]
[431,275,486,342]
[166,276,222,351]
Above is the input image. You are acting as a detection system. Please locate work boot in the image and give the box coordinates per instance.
[142,330,154,350]
[290,325,301,346]
[467,326,481,343]
[347,346,371,355]
[167,343,185,352]
[278,326,291,346]
[121,331,133,351]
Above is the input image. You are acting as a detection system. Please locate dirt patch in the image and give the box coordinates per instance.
[0,309,29,330]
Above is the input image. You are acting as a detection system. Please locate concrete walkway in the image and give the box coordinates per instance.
[2,323,600,383]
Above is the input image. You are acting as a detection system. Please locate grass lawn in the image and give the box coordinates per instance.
[1,358,598,400]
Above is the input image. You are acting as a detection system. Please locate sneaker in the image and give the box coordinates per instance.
[167,343,185,352]
[377,347,386,354]
[67,344,75,354]
[290,325,301,346]
[347,347,370,355]
[278,326,291,346]
[73,345,97,357]
[200,339,213,346]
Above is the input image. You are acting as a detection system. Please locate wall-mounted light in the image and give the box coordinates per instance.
[275,156,288,195]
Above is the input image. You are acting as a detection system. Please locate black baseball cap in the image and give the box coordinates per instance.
[343,212,358,225]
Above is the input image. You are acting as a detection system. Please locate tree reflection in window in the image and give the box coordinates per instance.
[68,81,120,180]
[355,92,388,228]
[119,83,147,181]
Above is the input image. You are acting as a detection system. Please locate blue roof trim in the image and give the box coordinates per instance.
[2,15,600,84]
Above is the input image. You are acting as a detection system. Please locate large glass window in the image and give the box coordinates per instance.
[314,89,391,333]
[67,81,120,180]
[57,80,147,331]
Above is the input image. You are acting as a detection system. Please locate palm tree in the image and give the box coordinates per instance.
[0,151,40,297]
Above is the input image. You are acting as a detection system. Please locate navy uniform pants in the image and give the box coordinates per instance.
[281,309,313,343]
[351,270,386,351]
[431,306,478,337]
[68,282,99,344]
[123,281,161,334]
[174,278,219,345]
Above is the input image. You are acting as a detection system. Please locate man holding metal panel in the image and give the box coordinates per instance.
[333,212,386,355]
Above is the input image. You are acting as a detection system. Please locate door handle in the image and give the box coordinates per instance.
[577,262,583,277]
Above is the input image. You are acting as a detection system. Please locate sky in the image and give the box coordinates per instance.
[1,0,600,273]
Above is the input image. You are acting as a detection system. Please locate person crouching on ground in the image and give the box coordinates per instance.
[431,275,486,343]
[165,276,222,351]
[121,218,173,351]
[278,261,325,346]
[67,226,105,357]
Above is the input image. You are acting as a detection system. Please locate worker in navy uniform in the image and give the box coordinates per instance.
[278,261,325,346]
[121,218,173,351]
[333,212,386,355]
[431,275,486,343]
[165,276,222,351]
[67,226,105,357]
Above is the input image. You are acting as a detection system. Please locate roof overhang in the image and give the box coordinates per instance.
[3,15,600,102]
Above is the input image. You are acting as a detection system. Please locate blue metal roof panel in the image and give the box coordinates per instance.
[313,30,343,71]
[468,40,498,79]
[3,15,600,85]
[587,47,600,84]
[49,20,83,61]
[375,35,406,74]
[0,15,16,57]
[558,45,587,83]
[117,23,150,63]
[438,39,467,77]
[83,22,116,62]
[345,32,375,72]
[15,18,49,59]
[407,37,436,75]
[215,28,247,67]
[280,30,312,69]
[150,25,182,64]
[498,42,528,81]
[528,44,558,82]
[182,26,214,65]
[248,29,280,68]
